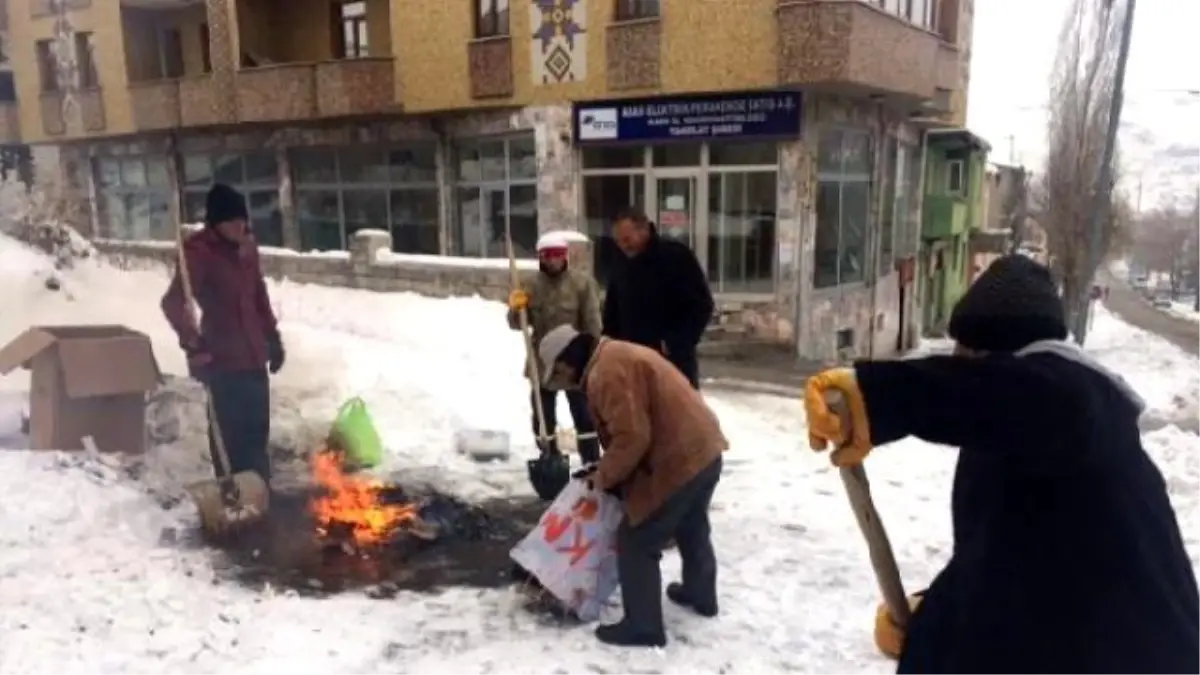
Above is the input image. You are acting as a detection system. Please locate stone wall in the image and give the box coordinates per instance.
[94,228,539,300]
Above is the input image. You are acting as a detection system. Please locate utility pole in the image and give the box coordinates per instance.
[1075,0,1137,345]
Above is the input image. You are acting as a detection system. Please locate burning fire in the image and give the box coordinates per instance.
[310,449,418,547]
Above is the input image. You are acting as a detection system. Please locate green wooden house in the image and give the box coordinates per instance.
[919,128,991,334]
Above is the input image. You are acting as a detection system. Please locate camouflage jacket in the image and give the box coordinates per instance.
[507,267,602,380]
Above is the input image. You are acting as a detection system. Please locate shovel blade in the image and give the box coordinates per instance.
[186,471,270,535]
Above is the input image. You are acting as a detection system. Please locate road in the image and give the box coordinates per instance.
[1100,272,1199,356]
[1099,271,1200,429]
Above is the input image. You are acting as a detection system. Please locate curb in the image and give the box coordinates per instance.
[702,377,801,398]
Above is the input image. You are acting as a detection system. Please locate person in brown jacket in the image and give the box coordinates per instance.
[537,323,728,648]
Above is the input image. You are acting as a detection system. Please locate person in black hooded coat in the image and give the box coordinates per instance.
[602,207,713,389]
[804,255,1199,673]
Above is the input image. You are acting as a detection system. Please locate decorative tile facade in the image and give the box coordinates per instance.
[530,0,588,84]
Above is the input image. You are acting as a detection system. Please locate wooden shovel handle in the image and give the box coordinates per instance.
[175,224,236,483]
[824,390,912,628]
[504,225,549,444]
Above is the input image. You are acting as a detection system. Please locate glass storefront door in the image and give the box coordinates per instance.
[654,176,698,248]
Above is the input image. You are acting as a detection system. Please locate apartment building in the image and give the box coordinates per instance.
[4,0,974,361]
[0,0,29,180]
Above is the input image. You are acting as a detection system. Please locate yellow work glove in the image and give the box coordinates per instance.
[873,592,925,660]
[508,289,530,312]
[803,367,873,466]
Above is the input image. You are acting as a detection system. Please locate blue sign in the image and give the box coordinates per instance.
[573,90,802,145]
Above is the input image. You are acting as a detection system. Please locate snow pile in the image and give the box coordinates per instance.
[0,175,95,271]
[1086,304,1199,430]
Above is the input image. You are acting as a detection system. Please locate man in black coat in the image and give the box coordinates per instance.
[804,255,1199,673]
[602,207,714,389]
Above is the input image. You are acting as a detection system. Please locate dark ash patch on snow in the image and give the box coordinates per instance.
[189,486,547,598]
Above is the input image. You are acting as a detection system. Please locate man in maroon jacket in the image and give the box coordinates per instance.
[161,183,285,484]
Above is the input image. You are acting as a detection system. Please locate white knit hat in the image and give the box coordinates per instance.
[536,231,569,252]
[538,324,580,384]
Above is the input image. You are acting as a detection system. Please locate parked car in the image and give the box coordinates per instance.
[1153,295,1174,309]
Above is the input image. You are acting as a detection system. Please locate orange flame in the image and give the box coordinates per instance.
[310,449,417,547]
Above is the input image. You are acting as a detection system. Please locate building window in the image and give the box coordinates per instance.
[291,145,439,254]
[159,28,185,78]
[815,128,873,288]
[879,136,898,275]
[615,0,660,20]
[946,159,965,194]
[75,32,98,88]
[475,0,510,37]
[582,142,780,293]
[906,0,935,29]
[35,40,58,93]
[336,1,369,58]
[199,23,212,73]
[182,152,284,247]
[899,142,921,258]
[96,156,173,241]
[708,171,777,294]
[454,136,537,258]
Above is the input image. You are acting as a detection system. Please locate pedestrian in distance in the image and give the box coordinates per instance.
[804,254,1199,674]
[538,323,728,648]
[602,207,714,389]
[507,231,603,465]
[161,183,285,486]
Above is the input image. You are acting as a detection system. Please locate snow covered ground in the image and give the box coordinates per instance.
[0,234,1197,674]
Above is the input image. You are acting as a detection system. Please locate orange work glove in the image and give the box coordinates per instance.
[508,289,530,312]
[803,367,873,466]
[873,592,925,660]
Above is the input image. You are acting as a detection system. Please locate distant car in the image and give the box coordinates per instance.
[1153,296,1173,309]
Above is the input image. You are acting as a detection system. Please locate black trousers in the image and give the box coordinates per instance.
[531,387,600,463]
[668,350,701,390]
[207,369,272,484]
[617,455,722,635]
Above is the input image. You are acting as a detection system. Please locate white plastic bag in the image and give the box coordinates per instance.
[510,478,622,621]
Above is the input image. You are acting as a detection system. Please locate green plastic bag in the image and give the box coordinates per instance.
[328,397,384,470]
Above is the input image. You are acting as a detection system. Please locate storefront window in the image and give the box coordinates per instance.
[708,171,777,293]
[453,135,538,258]
[182,152,283,247]
[581,141,778,293]
[95,156,172,241]
[899,142,922,258]
[814,128,873,288]
[583,174,645,285]
[289,145,439,253]
[879,136,897,275]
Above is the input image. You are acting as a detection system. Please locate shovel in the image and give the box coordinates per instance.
[824,390,911,630]
[175,224,270,535]
[503,229,570,501]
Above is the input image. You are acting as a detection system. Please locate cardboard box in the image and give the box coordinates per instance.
[0,325,161,453]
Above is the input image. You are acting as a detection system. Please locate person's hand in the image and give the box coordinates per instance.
[186,349,213,383]
[873,591,925,659]
[267,333,285,374]
[508,289,529,312]
[803,367,873,466]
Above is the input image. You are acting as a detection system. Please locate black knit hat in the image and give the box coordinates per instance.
[948,254,1068,352]
[204,183,248,228]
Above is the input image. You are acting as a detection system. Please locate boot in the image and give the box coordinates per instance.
[594,620,666,648]
[666,582,718,617]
